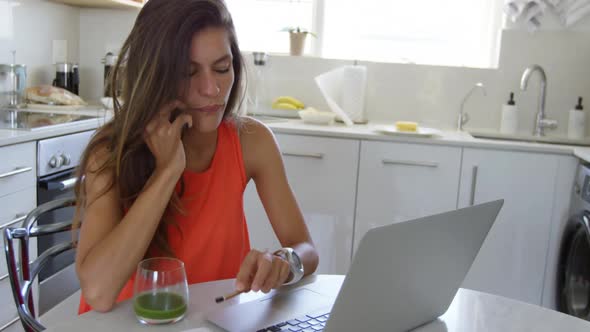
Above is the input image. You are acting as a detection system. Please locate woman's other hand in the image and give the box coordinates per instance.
[144,100,192,176]
[235,249,291,293]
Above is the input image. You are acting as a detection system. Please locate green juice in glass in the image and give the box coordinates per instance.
[133,291,187,324]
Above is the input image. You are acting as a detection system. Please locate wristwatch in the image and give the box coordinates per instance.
[273,247,304,285]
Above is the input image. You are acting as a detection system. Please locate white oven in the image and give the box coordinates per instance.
[36,130,94,314]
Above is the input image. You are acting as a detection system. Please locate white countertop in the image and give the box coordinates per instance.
[2,112,590,163]
[573,147,590,164]
[42,275,590,331]
[264,119,590,162]
[0,107,110,147]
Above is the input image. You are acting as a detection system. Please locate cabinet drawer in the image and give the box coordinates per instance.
[354,140,462,251]
[0,279,18,330]
[0,187,37,282]
[274,134,359,213]
[0,142,36,197]
[0,316,20,332]
[245,133,359,274]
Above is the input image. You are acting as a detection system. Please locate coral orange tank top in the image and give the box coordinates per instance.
[78,120,251,314]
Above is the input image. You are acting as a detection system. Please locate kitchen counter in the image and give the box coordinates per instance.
[2,112,590,163]
[0,108,110,147]
[264,119,590,161]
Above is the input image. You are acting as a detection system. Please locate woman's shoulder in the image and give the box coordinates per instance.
[236,116,276,147]
[82,142,117,195]
[236,116,280,178]
[85,143,113,174]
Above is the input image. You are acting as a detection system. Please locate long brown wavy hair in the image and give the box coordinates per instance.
[73,0,245,255]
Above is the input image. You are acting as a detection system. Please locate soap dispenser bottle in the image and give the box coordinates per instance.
[568,97,585,140]
[500,92,518,135]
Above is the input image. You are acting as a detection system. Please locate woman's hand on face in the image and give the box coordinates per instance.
[144,100,192,176]
[235,249,291,293]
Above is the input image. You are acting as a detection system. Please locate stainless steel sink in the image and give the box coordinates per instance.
[469,130,590,147]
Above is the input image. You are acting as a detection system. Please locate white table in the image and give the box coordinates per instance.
[44,275,590,331]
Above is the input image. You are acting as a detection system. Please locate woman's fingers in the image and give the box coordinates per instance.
[235,250,260,292]
[170,113,193,135]
[277,259,291,289]
[262,260,283,293]
[158,100,186,119]
[235,250,291,293]
[251,251,273,292]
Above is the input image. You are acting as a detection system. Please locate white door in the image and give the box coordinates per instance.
[458,147,559,305]
[244,134,359,274]
[354,140,462,252]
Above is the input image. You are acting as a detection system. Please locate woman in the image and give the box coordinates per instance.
[74,0,318,313]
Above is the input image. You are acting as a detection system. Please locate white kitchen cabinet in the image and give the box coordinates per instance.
[244,134,359,274]
[0,188,37,279]
[354,140,462,252]
[0,142,37,331]
[458,148,562,306]
[0,279,19,332]
[0,196,39,332]
[49,0,143,9]
[0,316,22,332]
[0,142,36,198]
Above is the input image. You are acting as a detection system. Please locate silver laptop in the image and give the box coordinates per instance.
[208,200,503,332]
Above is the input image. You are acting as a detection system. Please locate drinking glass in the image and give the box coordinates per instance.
[133,257,189,325]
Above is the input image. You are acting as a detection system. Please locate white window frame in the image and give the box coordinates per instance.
[234,0,505,69]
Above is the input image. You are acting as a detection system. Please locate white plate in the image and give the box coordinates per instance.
[373,125,442,137]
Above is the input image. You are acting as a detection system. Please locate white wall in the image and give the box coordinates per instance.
[78,8,138,101]
[0,0,79,87]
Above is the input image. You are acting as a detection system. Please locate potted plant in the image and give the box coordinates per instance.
[282,27,316,56]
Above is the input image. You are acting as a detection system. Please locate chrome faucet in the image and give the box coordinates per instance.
[458,82,487,131]
[520,64,557,137]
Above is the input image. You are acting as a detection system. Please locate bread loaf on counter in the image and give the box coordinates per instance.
[26,85,87,106]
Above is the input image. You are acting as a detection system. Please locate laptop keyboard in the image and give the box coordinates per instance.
[256,311,330,332]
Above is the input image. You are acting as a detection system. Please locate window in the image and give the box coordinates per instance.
[227,0,503,68]
[226,0,315,54]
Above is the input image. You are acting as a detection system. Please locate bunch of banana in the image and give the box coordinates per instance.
[271,96,305,110]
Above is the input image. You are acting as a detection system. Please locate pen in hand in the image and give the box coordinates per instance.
[215,289,243,303]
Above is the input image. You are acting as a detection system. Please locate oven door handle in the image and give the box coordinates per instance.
[41,177,77,191]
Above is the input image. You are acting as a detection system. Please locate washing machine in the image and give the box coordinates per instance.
[557,163,590,320]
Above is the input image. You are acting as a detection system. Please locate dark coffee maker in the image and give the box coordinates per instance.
[53,62,79,95]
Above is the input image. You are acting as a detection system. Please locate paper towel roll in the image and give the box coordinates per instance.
[314,65,368,126]
[340,65,368,123]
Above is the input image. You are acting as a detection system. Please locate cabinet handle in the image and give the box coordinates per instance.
[0,166,33,179]
[470,166,479,206]
[0,214,26,229]
[282,151,324,159]
[0,316,19,331]
[381,159,439,168]
[43,176,77,191]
